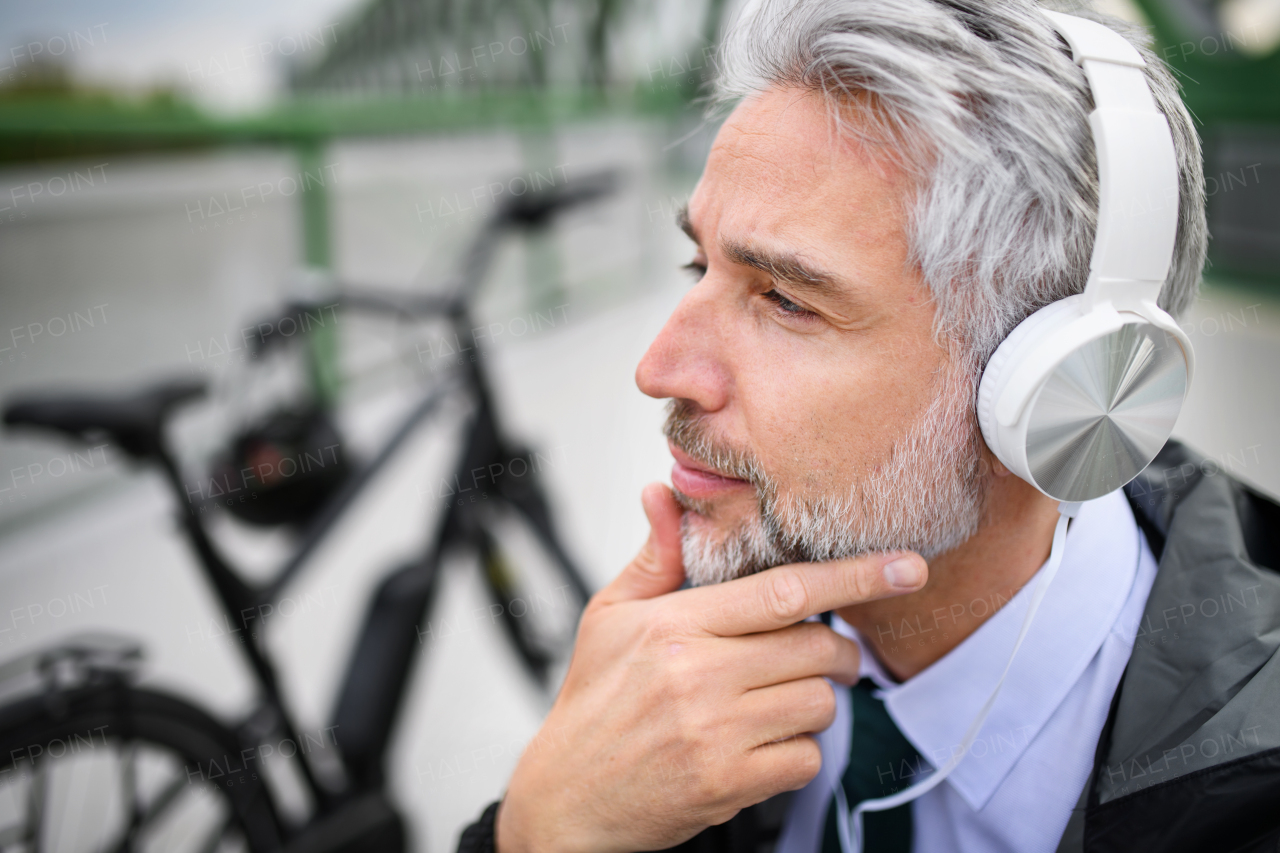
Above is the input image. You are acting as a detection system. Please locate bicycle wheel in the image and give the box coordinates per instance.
[0,684,283,852]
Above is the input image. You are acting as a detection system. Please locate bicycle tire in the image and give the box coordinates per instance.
[0,682,284,852]
[476,504,588,691]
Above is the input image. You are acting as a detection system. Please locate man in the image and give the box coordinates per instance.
[459,0,1280,850]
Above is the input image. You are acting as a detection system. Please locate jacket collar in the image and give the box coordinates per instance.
[1095,441,1280,804]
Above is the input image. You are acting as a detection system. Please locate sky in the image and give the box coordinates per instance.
[4,0,1276,114]
[0,0,359,111]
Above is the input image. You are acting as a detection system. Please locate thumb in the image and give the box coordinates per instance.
[602,482,686,602]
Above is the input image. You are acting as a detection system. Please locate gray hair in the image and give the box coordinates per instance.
[711,0,1207,367]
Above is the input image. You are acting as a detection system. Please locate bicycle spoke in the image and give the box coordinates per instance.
[25,758,46,853]
[122,739,140,843]
[104,773,188,853]
[139,776,187,826]
[195,813,235,853]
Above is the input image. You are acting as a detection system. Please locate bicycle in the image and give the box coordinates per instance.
[0,170,614,852]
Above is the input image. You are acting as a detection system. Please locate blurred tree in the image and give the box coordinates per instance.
[1135,0,1280,286]
[286,0,731,97]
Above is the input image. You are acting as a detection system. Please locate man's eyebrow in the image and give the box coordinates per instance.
[722,239,850,303]
[676,203,857,306]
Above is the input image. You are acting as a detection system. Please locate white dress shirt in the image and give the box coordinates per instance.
[776,488,1158,853]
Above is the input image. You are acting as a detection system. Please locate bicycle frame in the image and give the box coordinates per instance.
[148,201,598,817]
[0,172,613,847]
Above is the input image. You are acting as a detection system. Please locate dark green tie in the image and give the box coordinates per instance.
[820,678,922,853]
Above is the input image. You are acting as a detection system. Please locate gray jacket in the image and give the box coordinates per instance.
[1053,440,1280,852]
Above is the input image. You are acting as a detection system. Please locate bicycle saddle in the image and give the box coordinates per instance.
[3,378,206,458]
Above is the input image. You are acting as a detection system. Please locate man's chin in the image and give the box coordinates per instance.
[675,501,784,586]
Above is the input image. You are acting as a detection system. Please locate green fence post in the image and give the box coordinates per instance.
[297,139,342,407]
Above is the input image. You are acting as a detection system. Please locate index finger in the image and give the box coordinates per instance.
[684,551,927,637]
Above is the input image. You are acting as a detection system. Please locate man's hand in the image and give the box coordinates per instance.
[495,483,927,853]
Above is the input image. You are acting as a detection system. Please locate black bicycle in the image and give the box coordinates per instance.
[0,171,614,852]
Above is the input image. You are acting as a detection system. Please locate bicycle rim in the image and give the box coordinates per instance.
[0,685,283,853]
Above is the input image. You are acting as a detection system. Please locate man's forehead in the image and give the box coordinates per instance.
[690,88,909,245]
[680,87,922,317]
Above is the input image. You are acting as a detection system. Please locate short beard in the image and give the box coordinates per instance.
[663,359,988,586]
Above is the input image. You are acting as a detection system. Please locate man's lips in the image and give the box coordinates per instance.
[668,441,752,501]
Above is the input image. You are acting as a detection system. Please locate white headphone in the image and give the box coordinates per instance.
[977,10,1194,503]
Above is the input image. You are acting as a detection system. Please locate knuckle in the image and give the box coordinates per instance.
[805,679,837,727]
[661,657,704,703]
[630,546,663,580]
[787,676,835,722]
[643,610,686,647]
[691,764,736,807]
[762,569,809,624]
[800,624,840,667]
[847,562,876,601]
[788,738,823,787]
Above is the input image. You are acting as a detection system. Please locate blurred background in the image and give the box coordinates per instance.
[0,0,1277,849]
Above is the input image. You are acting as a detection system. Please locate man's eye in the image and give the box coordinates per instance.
[682,261,707,280]
[762,289,815,318]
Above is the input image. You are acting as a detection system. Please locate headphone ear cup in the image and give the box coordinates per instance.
[978,296,1085,473]
[979,297,1191,501]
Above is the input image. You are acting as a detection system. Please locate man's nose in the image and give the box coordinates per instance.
[635,282,731,412]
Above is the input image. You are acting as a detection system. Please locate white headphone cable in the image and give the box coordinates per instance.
[836,500,1082,853]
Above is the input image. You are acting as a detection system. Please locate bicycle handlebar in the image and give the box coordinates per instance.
[495,168,619,227]
[249,168,620,354]
[248,292,459,355]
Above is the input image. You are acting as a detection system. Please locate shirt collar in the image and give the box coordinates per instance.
[837,488,1142,811]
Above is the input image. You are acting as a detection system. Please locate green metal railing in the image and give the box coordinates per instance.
[0,85,694,403]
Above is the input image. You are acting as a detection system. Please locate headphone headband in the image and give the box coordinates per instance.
[1042,10,1180,313]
